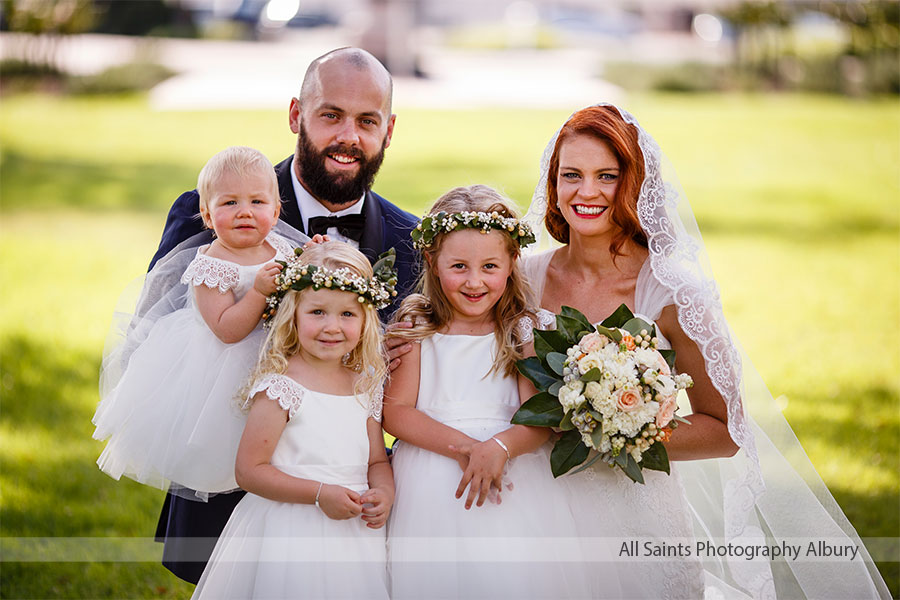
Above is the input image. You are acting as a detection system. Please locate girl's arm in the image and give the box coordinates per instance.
[453,340,552,509]
[359,417,394,529]
[381,342,479,469]
[656,304,740,460]
[234,393,363,519]
[194,262,282,343]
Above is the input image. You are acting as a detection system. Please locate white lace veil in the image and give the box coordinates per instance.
[94,220,309,500]
[524,104,890,599]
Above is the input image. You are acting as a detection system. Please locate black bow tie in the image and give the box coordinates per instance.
[307,214,366,241]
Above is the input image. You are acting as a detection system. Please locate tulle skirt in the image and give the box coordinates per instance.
[193,491,389,600]
[387,418,602,600]
[92,307,263,499]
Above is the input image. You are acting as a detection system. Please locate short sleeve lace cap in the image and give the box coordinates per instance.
[248,374,305,420]
[181,252,241,293]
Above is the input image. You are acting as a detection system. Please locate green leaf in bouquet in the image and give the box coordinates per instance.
[559,409,575,431]
[659,349,676,371]
[600,303,635,328]
[672,414,692,425]
[589,421,604,449]
[622,317,655,338]
[548,381,563,397]
[510,392,564,427]
[580,367,603,382]
[550,430,590,478]
[533,329,570,361]
[546,352,567,376]
[640,441,670,474]
[614,449,628,469]
[623,452,645,484]
[556,314,591,343]
[560,306,594,333]
[516,357,559,392]
[568,450,606,475]
[593,325,623,343]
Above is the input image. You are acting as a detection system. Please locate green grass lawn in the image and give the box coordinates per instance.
[1,93,898,598]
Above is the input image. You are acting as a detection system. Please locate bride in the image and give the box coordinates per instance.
[521,104,889,599]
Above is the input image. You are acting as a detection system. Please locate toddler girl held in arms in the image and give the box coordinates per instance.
[93,146,301,500]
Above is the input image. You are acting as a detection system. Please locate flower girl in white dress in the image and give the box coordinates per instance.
[384,185,604,600]
[92,146,300,499]
[193,241,394,599]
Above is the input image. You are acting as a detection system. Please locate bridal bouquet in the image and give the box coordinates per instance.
[513,305,691,483]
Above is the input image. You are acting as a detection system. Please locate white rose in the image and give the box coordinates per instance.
[578,354,601,374]
[584,381,603,400]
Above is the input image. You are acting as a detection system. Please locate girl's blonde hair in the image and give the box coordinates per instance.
[391,185,537,377]
[245,242,387,405]
[197,146,280,228]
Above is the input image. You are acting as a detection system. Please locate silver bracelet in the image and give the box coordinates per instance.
[491,436,511,460]
[314,482,323,508]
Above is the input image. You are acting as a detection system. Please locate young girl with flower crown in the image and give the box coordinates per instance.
[192,241,394,599]
[92,146,305,500]
[384,185,607,600]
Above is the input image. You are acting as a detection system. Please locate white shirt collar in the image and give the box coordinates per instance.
[290,157,365,241]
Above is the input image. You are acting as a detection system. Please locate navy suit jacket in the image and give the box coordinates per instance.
[150,155,420,313]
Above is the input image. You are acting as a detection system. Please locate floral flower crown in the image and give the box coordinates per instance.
[262,248,398,324]
[410,210,536,250]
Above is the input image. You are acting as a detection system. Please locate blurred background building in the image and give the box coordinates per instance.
[1,0,897,107]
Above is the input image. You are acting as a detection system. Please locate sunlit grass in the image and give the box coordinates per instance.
[1,93,897,598]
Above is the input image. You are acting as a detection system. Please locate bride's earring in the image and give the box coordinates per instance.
[342,352,351,365]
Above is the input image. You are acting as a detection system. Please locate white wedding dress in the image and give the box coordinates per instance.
[192,374,389,600]
[387,328,607,600]
[523,251,707,599]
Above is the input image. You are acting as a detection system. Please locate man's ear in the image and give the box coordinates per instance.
[383,114,396,150]
[289,97,301,135]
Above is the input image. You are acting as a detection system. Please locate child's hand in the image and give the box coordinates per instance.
[359,487,393,529]
[253,262,283,296]
[450,441,510,510]
[303,234,330,249]
[317,484,363,520]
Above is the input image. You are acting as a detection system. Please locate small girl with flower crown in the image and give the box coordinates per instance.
[92,146,304,500]
[384,185,603,599]
[192,241,393,599]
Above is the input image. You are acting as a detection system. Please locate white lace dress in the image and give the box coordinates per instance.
[387,326,609,600]
[92,234,294,499]
[523,249,706,600]
[192,374,389,600]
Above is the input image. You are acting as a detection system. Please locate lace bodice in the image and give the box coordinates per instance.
[181,233,294,298]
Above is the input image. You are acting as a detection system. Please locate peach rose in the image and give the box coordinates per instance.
[580,332,604,353]
[656,395,677,428]
[622,334,636,351]
[616,388,643,412]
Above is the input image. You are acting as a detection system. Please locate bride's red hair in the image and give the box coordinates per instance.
[545,105,648,256]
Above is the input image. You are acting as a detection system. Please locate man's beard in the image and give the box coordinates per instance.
[296,122,387,207]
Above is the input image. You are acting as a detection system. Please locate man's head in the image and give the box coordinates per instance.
[289,48,395,212]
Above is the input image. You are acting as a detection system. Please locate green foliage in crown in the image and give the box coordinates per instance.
[263,248,398,324]
[410,211,536,250]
